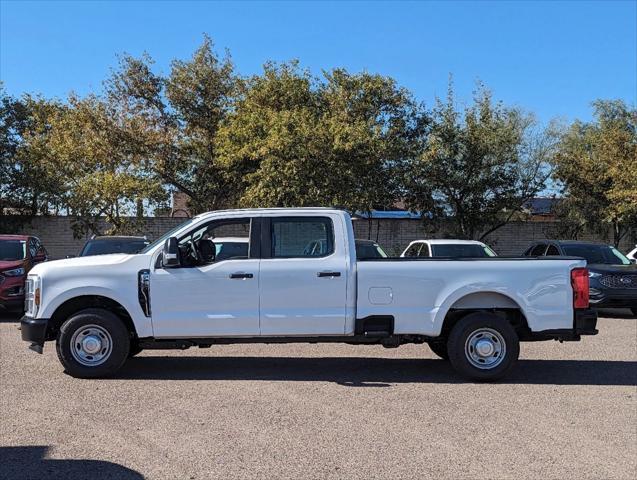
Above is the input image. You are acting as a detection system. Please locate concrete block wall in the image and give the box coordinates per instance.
[3,215,635,259]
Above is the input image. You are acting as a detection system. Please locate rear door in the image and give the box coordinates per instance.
[258,214,348,335]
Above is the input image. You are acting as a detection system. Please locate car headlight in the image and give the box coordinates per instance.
[588,271,601,278]
[24,276,41,317]
[3,267,25,277]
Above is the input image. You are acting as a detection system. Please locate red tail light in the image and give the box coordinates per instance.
[571,268,589,309]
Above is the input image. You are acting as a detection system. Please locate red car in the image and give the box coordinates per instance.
[0,235,48,312]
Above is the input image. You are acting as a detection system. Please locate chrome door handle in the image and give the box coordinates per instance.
[229,272,254,279]
[317,271,341,277]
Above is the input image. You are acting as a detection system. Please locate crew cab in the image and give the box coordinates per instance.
[21,208,597,381]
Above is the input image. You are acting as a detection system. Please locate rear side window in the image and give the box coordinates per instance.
[431,244,491,258]
[271,217,334,258]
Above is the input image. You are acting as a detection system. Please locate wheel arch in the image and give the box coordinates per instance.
[435,290,530,338]
[46,295,138,341]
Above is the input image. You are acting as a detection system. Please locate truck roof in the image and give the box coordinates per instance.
[411,239,486,245]
[194,207,346,220]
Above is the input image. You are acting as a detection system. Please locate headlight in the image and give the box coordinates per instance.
[3,267,25,277]
[24,276,41,317]
[588,271,601,278]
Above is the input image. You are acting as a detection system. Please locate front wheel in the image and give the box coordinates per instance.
[447,312,519,381]
[56,308,130,378]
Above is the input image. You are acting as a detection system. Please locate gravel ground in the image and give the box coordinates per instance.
[1,309,635,480]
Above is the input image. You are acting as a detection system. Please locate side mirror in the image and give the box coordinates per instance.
[162,237,181,268]
[198,239,216,264]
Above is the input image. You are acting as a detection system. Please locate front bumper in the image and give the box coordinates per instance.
[20,316,50,353]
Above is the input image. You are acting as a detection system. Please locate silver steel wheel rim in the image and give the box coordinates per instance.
[70,324,113,367]
[464,327,506,370]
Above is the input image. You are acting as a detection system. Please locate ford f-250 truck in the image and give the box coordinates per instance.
[21,208,598,380]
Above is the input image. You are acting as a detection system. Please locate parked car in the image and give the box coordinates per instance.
[21,208,597,381]
[523,240,637,315]
[401,239,497,258]
[354,239,388,259]
[77,236,150,257]
[627,245,637,263]
[0,235,47,312]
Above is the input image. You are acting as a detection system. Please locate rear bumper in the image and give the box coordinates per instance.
[20,316,50,353]
[530,308,598,341]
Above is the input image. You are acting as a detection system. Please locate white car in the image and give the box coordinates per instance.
[401,239,497,258]
[627,245,637,263]
[21,208,597,381]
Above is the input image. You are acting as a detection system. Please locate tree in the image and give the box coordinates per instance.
[40,95,166,235]
[551,100,637,246]
[215,62,427,213]
[104,36,240,213]
[1,89,66,218]
[404,82,554,240]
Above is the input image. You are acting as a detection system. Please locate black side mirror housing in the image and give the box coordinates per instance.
[162,237,180,268]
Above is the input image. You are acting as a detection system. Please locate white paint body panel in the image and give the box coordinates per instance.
[29,208,585,340]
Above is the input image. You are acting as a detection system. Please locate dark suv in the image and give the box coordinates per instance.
[524,240,637,315]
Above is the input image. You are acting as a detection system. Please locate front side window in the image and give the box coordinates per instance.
[182,218,252,262]
[530,244,547,256]
[271,217,334,258]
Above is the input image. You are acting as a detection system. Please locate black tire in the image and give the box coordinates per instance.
[447,312,519,381]
[428,341,449,360]
[631,308,637,317]
[56,308,130,378]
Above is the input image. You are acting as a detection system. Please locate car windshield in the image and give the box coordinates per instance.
[140,218,196,254]
[356,241,388,259]
[80,239,150,257]
[0,240,26,261]
[562,244,631,265]
[431,244,496,258]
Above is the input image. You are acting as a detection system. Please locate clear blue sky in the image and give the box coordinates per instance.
[1,0,635,123]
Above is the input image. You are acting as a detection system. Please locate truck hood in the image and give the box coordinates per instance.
[30,253,136,276]
[588,264,637,274]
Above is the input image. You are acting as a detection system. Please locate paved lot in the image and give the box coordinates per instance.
[1,310,635,480]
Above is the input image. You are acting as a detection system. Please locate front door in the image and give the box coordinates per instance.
[258,215,347,336]
[151,217,260,338]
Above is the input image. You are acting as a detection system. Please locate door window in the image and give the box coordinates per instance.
[271,217,334,258]
[404,243,422,257]
[180,218,252,262]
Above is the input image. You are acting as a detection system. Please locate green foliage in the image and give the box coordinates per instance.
[404,82,554,239]
[551,100,637,246]
[216,62,427,212]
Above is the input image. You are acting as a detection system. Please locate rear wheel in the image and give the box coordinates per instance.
[56,308,130,378]
[447,312,519,381]
[427,341,449,360]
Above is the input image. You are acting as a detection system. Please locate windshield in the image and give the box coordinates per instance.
[140,218,196,254]
[0,240,26,261]
[562,244,631,265]
[431,244,496,258]
[80,239,150,257]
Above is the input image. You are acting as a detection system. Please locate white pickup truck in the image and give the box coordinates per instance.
[21,208,598,380]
